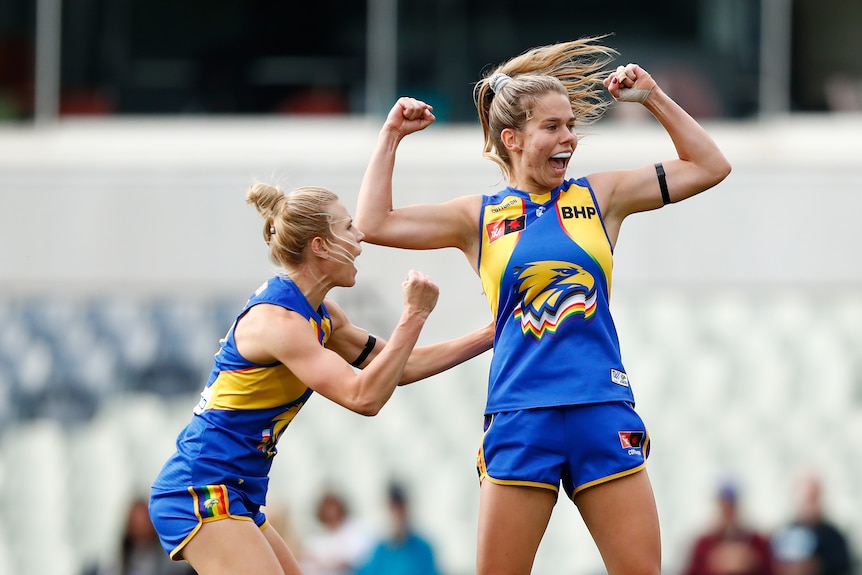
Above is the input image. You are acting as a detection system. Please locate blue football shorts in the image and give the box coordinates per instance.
[477,401,650,500]
[149,484,268,559]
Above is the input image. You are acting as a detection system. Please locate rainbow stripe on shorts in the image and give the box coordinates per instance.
[191,485,229,519]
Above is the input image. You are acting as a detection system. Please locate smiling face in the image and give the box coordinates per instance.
[504,91,577,196]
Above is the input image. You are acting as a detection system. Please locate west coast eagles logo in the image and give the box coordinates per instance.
[512,260,597,338]
[257,403,303,457]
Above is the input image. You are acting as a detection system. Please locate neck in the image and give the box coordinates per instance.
[508,177,556,199]
[283,266,332,310]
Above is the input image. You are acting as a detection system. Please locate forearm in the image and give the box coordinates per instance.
[349,309,428,414]
[355,127,401,239]
[399,323,494,385]
[643,88,731,183]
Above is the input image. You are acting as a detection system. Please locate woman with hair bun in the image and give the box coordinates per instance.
[149,183,494,575]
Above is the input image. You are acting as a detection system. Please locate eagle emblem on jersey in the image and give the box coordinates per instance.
[258,403,303,457]
[512,260,597,338]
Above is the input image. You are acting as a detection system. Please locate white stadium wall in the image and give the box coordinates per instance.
[2,114,861,296]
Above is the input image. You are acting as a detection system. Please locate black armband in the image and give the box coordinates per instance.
[655,162,671,205]
[350,334,377,367]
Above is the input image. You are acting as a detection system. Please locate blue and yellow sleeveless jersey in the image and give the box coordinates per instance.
[151,274,331,506]
[478,177,634,414]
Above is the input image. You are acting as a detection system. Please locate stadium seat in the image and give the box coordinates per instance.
[0,419,83,575]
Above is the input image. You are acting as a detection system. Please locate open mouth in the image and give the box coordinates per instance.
[549,152,571,172]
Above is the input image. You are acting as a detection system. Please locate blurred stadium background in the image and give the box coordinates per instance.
[1,1,861,574]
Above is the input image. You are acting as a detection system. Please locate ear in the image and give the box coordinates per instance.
[309,236,328,259]
[500,128,521,152]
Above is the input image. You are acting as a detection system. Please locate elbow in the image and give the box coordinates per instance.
[353,401,383,417]
[353,215,371,234]
[354,215,382,243]
[354,214,397,246]
[349,395,386,417]
[712,155,732,185]
[343,374,400,416]
[701,157,732,191]
[718,157,732,182]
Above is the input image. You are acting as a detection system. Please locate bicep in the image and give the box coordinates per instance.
[275,325,364,404]
[366,195,481,252]
[285,341,364,402]
[239,306,360,403]
[591,158,721,223]
[589,164,666,226]
[323,299,382,368]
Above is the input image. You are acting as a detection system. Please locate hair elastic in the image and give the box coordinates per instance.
[654,162,671,205]
[350,334,377,368]
[489,72,512,94]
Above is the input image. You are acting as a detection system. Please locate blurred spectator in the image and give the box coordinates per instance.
[680,480,774,575]
[84,496,194,575]
[0,36,32,120]
[299,488,376,575]
[771,473,853,575]
[357,482,440,575]
[824,75,862,112]
[117,497,195,575]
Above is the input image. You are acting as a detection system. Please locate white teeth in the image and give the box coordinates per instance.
[551,152,571,159]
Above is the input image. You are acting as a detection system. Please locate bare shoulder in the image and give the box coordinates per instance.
[234,303,316,364]
[584,170,615,199]
[446,194,484,208]
[445,194,483,226]
[584,170,618,214]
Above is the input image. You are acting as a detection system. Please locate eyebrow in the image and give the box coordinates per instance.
[539,115,573,124]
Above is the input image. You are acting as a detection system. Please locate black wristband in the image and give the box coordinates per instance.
[655,162,671,206]
[350,334,377,367]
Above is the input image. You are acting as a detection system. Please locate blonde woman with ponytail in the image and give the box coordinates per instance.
[149,184,493,575]
[356,37,731,575]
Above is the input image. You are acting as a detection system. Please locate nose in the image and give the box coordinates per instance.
[563,129,578,151]
[355,227,365,243]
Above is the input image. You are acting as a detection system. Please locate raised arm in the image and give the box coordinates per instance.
[355,97,482,263]
[234,270,439,416]
[588,63,732,240]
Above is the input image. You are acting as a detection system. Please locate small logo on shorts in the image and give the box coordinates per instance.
[619,431,644,450]
[610,369,629,387]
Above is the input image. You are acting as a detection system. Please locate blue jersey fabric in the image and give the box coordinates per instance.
[152,274,331,506]
[477,177,634,414]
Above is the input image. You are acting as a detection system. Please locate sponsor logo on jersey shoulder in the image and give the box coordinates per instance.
[610,368,629,387]
[486,215,526,243]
